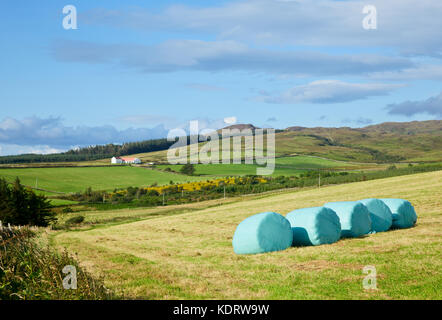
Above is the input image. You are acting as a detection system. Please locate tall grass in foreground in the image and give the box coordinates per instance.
[0,227,116,300]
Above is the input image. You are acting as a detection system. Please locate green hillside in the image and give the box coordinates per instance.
[281,120,442,162]
[1,120,440,167]
[102,120,441,164]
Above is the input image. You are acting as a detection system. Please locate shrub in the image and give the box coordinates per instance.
[65,215,85,225]
[0,227,115,300]
[126,187,138,197]
[180,164,195,175]
[62,207,74,214]
[146,189,160,197]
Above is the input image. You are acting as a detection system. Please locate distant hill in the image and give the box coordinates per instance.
[223,123,259,131]
[216,124,260,134]
[285,126,306,132]
[361,120,441,135]
[277,120,442,163]
[1,120,441,164]
[285,120,441,134]
[95,120,441,165]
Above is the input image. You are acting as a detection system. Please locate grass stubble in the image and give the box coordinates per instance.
[51,171,441,300]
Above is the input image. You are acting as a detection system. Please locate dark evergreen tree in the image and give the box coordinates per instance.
[0,178,55,227]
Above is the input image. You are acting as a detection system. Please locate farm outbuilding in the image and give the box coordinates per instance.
[111,157,141,164]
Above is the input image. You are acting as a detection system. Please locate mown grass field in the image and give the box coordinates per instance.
[156,155,361,177]
[0,166,205,193]
[51,170,442,299]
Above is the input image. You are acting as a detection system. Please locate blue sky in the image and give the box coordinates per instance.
[0,0,441,155]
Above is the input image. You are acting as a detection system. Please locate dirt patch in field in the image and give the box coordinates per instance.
[352,244,402,254]
[291,260,362,271]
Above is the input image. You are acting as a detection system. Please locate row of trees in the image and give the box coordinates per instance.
[0,131,282,164]
[0,178,55,226]
[0,137,177,164]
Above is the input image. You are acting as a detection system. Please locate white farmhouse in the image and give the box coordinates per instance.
[111,156,141,164]
[111,156,123,164]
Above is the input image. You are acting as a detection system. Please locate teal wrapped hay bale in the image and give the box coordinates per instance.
[380,199,417,229]
[358,198,392,232]
[324,201,371,238]
[232,212,293,255]
[286,207,341,246]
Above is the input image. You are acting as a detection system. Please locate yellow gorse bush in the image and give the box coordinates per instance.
[109,176,269,197]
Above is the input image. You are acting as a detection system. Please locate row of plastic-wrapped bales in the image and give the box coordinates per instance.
[233,198,418,255]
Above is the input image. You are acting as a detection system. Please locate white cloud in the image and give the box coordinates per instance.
[0,116,169,148]
[257,80,404,104]
[0,144,66,156]
[52,39,413,77]
[224,117,237,125]
[386,92,442,117]
[82,0,442,56]
[0,116,236,155]
[369,64,442,81]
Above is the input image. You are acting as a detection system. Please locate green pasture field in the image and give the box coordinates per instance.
[0,156,362,195]
[156,155,360,176]
[0,166,205,194]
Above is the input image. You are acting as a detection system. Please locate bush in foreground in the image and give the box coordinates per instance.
[0,227,115,300]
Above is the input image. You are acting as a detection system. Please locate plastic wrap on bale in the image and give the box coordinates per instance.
[380,198,417,229]
[358,198,392,232]
[232,212,293,255]
[286,207,341,246]
[324,201,372,238]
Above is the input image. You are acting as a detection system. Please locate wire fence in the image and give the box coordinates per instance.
[0,220,39,232]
